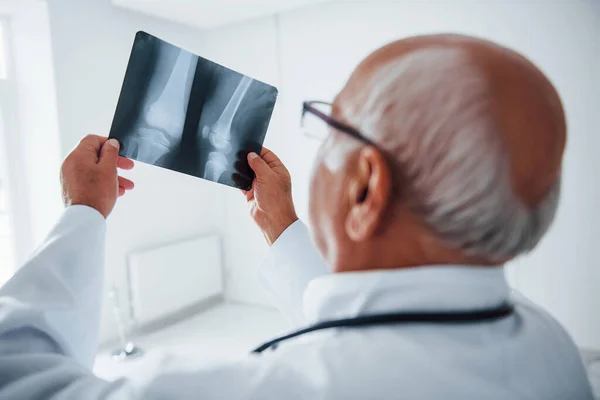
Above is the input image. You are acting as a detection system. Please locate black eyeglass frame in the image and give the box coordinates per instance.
[302,101,379,148]
[302,100,408,202]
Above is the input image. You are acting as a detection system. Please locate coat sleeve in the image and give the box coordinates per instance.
[0,205,125,398]
[0,211,330,400]
[256,220,330,327]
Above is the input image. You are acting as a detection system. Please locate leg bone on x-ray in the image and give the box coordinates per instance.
[130,49,197,164]
[204,152,229,182]
[201,75,253,182]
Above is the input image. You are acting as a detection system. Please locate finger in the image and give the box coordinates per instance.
[118,186,126,197]
[79,134,107,149]
[118,175,135,190]
[247,152,273,179]
[231,172,253,191]
[78,135,108,161]
[118,156,134,170]
[233,160,253,179]
[245,188,255,202]
[259,147,283,168]
[99,139,120,168]
[245,182,255,201]
[234,175,255,201]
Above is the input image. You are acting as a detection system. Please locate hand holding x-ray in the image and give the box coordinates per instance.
[109,31,278,190]
[61,135,135,218]
[240,148,298,246]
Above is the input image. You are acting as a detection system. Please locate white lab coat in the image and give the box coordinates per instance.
[0,206,594,399]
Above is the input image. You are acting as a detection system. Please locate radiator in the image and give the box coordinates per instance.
[127,234,223,326]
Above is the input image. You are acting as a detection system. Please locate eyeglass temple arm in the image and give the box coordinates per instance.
[302,101,375,145]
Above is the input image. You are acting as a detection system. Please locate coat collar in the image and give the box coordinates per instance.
[302,266,510,323]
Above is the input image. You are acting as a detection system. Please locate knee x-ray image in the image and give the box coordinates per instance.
[109,31,278,190]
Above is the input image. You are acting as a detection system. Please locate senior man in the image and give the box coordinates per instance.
[0,34,593,399]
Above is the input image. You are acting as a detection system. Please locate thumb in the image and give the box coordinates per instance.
[99,138,120,168]
[248,152,272,180]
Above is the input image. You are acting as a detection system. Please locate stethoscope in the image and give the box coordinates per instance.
[252,303,515,354]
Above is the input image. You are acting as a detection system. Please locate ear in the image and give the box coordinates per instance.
[345,147,391,242]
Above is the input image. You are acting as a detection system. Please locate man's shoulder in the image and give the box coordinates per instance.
[510,290,583,356]
[511,290,567,326]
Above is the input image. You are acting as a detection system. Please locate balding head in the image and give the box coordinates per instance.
[308,34,565,272]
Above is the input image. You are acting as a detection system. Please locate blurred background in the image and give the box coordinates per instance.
[0,0,598,386]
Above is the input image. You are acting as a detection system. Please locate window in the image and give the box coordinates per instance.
[0,20,15,284]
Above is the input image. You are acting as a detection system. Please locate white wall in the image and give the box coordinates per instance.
[191,17,282,307]
[47,0,233,340]
[195,1,600,348]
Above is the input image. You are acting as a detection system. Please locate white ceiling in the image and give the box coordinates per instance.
[115,0,600,30]
[113,0,335,29]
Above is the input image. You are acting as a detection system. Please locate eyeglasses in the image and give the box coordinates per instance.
[301,101,378,147]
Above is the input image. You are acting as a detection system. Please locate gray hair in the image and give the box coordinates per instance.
[340,47,560,261]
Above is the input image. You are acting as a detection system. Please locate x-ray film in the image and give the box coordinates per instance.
[109,31,278,190]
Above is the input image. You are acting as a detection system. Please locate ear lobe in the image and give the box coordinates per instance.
[345,147,392,242]
[345,205,372,241]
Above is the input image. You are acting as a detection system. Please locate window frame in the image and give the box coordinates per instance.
[0,16,33,279]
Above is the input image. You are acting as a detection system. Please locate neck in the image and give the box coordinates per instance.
[332,213,501,273]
